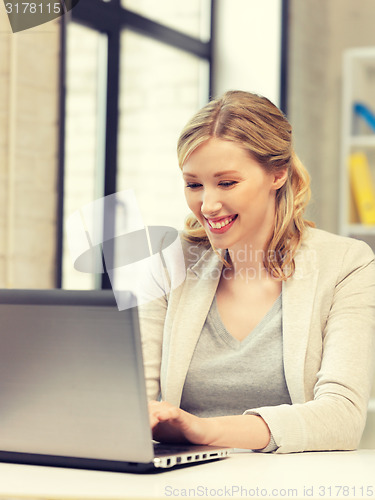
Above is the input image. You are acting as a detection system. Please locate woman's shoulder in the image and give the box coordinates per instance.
[301,226,374,268]
[304,226,372,249]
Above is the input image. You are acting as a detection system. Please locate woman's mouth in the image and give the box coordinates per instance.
[205,215,238,233]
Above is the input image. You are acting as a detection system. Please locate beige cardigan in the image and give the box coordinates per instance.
[139,228,375,453]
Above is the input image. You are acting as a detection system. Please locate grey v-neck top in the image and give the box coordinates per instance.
[180,294,292,419]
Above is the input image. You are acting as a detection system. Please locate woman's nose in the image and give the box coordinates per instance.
[201,189,222,216]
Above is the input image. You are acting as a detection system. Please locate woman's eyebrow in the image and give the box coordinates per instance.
[182,173,198,178]
[214,170,240,177]
[183,170,240,179]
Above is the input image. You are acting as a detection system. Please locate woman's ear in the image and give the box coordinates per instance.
[272,168,288,190]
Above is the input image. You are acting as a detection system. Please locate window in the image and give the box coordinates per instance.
[121,0,211,41]
[118,30,209,228]
[60,0,213,289]
[63,22,107,289]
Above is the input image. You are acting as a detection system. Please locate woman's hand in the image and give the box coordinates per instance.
[149,400,213,444]
[148,400,271,449]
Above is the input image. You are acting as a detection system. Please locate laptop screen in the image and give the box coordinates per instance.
[0,289,154,464]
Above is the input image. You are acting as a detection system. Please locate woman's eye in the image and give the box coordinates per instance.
[186,182,202,189]
[219,181,237,188]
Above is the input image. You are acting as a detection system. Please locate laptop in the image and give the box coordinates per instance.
[0,289,232,473]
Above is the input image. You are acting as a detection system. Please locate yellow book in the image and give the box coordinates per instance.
[349,152,375,225]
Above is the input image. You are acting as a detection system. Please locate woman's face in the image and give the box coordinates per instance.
[182,138,287,251]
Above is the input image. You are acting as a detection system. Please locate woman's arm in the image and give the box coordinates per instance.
[149,400,271,449]
[245,239,375,453]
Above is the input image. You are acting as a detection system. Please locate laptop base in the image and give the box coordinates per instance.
[0,448,231,474]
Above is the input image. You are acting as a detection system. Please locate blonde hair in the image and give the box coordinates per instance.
[177,90,314,280]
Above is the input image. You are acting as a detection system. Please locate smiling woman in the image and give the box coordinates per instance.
[178,91,313,280]
[182,137,288,259]
[139,90,375,454]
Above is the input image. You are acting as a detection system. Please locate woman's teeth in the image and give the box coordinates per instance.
[208,216,235,229]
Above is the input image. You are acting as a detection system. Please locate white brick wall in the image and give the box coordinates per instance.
[0,9,60,288]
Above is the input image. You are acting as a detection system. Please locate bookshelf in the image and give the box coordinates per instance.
[340,47,375,446]
[340,47,375,250]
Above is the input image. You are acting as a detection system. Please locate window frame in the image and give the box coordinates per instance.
[57,0,290,288]
[57,0,215,288]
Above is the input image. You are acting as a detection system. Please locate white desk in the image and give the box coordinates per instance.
[0,449,374,499]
